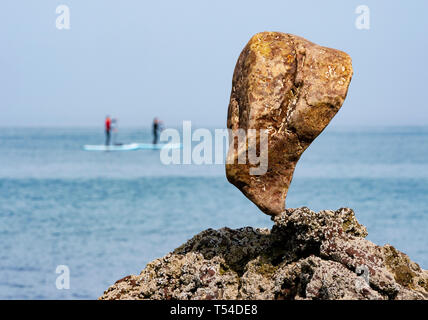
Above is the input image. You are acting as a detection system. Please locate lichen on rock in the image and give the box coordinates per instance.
[99,208,428,300]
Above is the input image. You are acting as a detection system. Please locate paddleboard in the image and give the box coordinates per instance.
[83,143,139,151]
[135,143,182,150]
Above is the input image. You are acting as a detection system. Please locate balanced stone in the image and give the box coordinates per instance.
[226,32,353,215]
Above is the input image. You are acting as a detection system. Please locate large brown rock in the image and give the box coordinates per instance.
[99,208,428,300]
[226,32,353,215]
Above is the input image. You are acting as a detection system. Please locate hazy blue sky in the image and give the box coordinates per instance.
[1,0,427,127]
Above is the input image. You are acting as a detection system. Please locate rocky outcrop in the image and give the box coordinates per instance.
[226,32,353,215]
[100,208,428,300]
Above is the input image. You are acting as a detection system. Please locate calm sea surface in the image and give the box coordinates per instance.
[0,126,427,299]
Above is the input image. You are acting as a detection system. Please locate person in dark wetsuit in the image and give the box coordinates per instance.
[105,116,111,145]
[152,117,162,144]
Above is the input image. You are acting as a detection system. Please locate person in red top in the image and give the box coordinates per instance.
[105,116,111,145]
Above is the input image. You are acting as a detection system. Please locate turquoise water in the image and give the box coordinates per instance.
[0,126,427,299]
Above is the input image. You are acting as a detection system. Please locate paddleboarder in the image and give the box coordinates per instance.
[152,118,163,144]
[105,115,111,145]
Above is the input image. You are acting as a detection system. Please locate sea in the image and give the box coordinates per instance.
[0,126,427,299]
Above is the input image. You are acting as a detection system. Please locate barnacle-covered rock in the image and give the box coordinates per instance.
[100,208,427,300]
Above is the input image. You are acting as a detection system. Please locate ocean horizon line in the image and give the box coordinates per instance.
[1,124,428,129]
